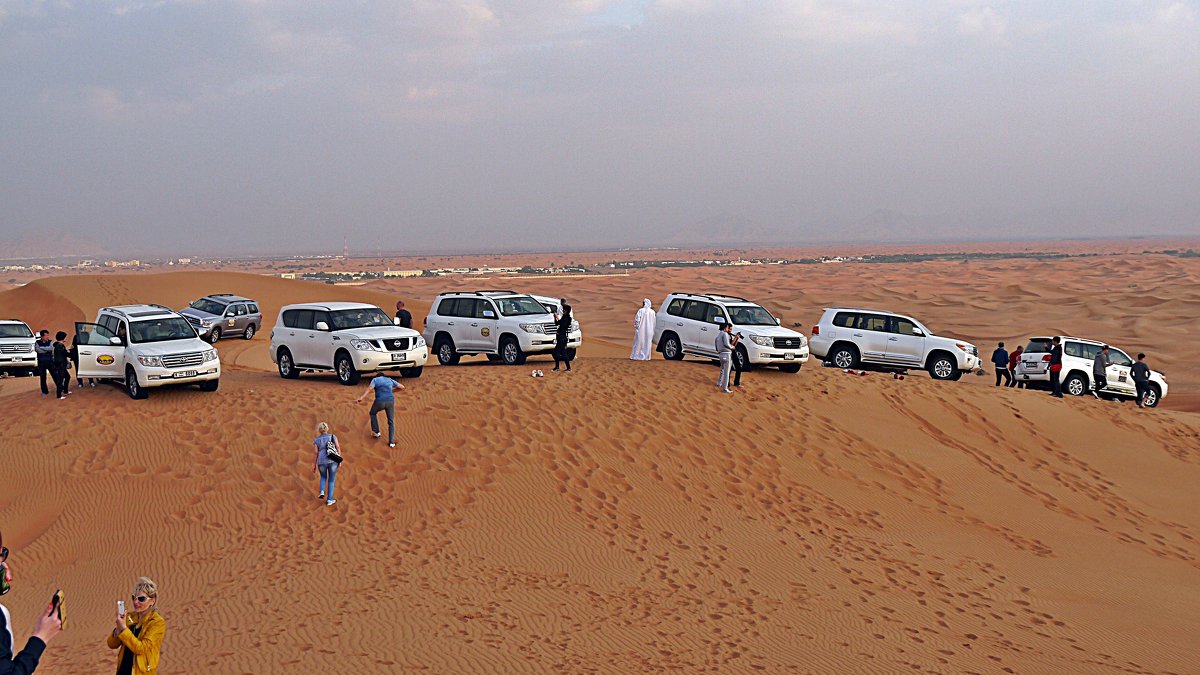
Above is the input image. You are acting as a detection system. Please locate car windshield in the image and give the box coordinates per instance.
[727,305,776,326]
[0,324,33,338]
[496,297,548,317]
[130,317,199,343]
[1025,338,1053,353]
[329,307,392,330]
[189,298,227,315]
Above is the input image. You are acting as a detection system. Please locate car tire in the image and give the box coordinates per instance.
[400,366,423,379]
[734,346,754,373]
[277,348,300,379]
[243,324,256,340]
[778,363,802,374]
[125,366,147,400]
[335,351,361,386]
[1144,383,1162,408]
[500,337,526,365]
[199,379,219,392]
[927,353,958,381]
[435,337,460,366]
[485,354,503,363]
[1064,372,1088,397]
[830,345,859,369]
[661,333,684,361]
[208,327,221,344]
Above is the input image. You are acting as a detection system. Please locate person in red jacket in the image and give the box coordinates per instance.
[1007,345,1025,389]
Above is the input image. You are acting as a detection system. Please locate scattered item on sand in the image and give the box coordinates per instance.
[531,370,545,378]
[892,372,905,380]
[844,369,869,376]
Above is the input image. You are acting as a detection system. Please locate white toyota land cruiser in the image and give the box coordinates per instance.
[270,302,428,385]
[1015,336,1168,407]
[75,305,220,399]
[809,307,981,380]
[423,291,582,366]
[653,293,809,373]
[0,320,37,376]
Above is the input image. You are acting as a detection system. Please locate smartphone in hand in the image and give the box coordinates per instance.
[117,599,126,616]
[50,589,65,628]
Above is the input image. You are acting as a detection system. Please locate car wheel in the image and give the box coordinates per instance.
[662,334,683,361]
[277,348,300,379]
[778,363,802,374]
[125,366,147,399]
[1144,384,1161,408]
[831,345,858,369]
[1064,373,1088,397]
[927,354,957,381]
[335,352,361,385]
[243,324,256,340]
[400,366,423,378]
[208,327,221,344]
[199,379,219,392]
[734,346,754,373]
[500,337,526,365]
[435,337,460,366]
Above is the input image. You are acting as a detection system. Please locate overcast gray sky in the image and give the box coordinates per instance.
[1,1,1197,255]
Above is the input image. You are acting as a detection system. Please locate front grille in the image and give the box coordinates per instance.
[0,344,33,354]
[381,337,410,352]
[161,352,204,368]
[184,316,202,327]
[540,322,557,334]
[773,337,802,349]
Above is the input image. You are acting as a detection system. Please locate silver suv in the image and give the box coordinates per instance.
[423,291,582,366]
[0,320,37,376]
[181,294,262,343]
[809,307,981,380]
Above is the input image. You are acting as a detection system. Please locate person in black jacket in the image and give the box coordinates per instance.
[1,531,63,675]
[991,342,1011,387]
[1049,336,1064,398]
[50,332,70,400]
[551,301,573,372]
[394,301,413,329]
[33,332,52,398]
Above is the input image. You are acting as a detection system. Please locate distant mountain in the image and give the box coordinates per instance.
[0,232,109,260]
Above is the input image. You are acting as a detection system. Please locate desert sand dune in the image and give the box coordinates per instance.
[0,259,1198,672]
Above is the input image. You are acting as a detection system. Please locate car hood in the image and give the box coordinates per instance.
[129,339,212,355]
[337,326,424,341]
[734,325,805,339]
[0,337,35,344]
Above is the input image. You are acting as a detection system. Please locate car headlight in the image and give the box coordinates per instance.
[203,349,218,362]
[137,355,162,367]
[350,339,373,351]
[570,320,580,332]
[519,323,543,334]
[415,336,426,348]
[955,343,972,352]
[200,319,213,327]
[750,335,772,347]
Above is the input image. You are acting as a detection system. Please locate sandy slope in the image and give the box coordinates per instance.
[0,267,1198,672]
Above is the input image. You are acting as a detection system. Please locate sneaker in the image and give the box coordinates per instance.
[326,499,336,506]
[372,432,381,438]
[58,396,66,400]
[90,381,96,387]
[389,443,395,448]
[319,492,325,499]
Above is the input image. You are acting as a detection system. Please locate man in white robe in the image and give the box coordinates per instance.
[630,299,656,360]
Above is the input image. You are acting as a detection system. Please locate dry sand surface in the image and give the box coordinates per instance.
[1,259,1198,672]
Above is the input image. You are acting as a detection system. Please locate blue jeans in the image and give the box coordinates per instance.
[319,463,338,499]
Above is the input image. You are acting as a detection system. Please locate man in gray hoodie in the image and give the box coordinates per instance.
[715,320,737,394]
[1091,345,1111,398]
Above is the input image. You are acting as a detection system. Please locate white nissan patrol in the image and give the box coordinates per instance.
[809,307,981,380]
[653,293,809,373]
[423,291,582,366]
[0,320,37,376]
[75,305,220,399]
[1015,336,1168,407]
[270,302,428,385]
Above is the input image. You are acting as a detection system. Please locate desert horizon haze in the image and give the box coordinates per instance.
[2,1,1198,253]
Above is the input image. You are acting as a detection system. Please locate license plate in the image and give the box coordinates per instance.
[1118,375,1127,382]
[391,353,405,360]
[784,353,795,360]
[173,370,197,378]
[0,357,11,362]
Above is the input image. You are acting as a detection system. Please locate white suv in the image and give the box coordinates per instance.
[1015,336,1168,407]
[423,291,582,366]
[0,320,37,376]
[654,293,809,373]
[809,307,981,380]
[270,302,428,385]
[75,305,220,399]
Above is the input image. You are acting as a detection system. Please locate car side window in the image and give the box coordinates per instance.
[1080,344,1100,360]
[290,310,315,330]
[682,301,707,321]
[859,314,888,332]
[1065,342,1086,358]
[666,299,686,316]
[453,299,476,318]
[282,310,297,328]
[313,311,332,329]
[77,323,117,346]
[890,317,918,335]
[708,307,727,324]
[832,312,857,328]
[436,298,459,317]
[476,300,496,319]
[1109,350,1133,366]
[248,304,259,314]
[235,304,248,316]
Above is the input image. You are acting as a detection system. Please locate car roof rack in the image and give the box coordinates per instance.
[671,292,749,303]
[472,289,518,295]
[826,306,895,315]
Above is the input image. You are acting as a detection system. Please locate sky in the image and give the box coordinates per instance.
[1,0,1197,256]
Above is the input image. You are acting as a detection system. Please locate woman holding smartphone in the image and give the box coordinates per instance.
[106,577,165,675]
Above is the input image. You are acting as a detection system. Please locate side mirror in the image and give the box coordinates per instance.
[775,317,782,326]
[110,336,122,346]
[315,321,329,331]
[482,310,496,319]
[393,317,402,326]
[911,327,923,336]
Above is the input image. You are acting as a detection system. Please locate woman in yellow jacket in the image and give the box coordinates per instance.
[106,577,165,675]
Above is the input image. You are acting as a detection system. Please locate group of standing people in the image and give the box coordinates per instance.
[995,338,1156,407]
[1,531,165,674]
[630,299,746,393]
[31,328,96,400]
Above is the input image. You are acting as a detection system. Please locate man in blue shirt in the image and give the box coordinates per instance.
[991,342,1010,387]
[355,374,404,448]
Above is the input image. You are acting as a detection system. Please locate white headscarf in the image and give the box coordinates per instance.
[631,299,656,360]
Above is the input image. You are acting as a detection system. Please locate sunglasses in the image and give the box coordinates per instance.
[132,595,150,603]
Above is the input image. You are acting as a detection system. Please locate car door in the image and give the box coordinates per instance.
[472,299,499,352]
[854,313,892,363]
[885,316,926,366]
[661,298,688,346]
[696,303,728,355]
[310,310,336,368]
[284,309,317,365]
[233,303,249,333]
[1106,348,1136,394]
[679,301,710,351]
[74,322,125,379]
